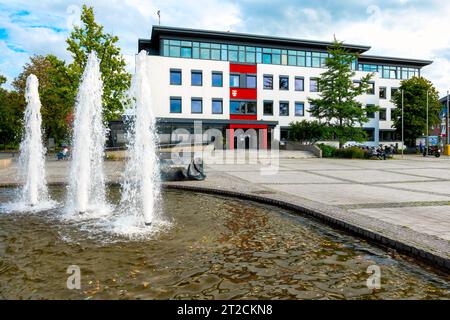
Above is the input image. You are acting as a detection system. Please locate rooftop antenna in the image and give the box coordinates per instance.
[157,10,160,25]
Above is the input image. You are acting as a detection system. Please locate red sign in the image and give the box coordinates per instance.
[229,88,257,100]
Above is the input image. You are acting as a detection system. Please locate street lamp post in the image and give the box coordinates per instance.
[426,90,429,155]
[401,89,404,158]
[447,90,449,146]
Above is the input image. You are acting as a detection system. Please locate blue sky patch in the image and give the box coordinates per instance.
[0,28,8,39]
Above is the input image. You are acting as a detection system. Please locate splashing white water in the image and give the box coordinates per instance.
[118,50,162,231]
[2,74,56,212]
[67,52,109,216]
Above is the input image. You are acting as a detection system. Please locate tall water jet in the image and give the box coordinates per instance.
[120,50,161,227]
[17,74,49,207]
[67,52,107,214]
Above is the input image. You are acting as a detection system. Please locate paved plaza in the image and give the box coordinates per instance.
[204,154,450,242]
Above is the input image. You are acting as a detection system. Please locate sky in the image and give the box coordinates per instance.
[1,0,450,94]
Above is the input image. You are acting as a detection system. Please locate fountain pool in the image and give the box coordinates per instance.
[0,185,448,300]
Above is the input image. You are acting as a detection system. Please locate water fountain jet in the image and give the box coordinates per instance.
[67,52,108,215]
[16,74,50,208]
[120,50,161,227]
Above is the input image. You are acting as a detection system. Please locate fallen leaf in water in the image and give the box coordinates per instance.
[143,282,150,288]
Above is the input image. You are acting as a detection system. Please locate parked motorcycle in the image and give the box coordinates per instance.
[423,145,441,158]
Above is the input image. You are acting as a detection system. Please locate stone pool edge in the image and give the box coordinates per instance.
[163,183,450,275]
[1,180,449,274]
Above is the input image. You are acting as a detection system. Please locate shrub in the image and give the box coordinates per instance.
[334,146,368,159]
[318,143,337,158]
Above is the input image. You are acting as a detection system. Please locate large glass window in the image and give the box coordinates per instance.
[212,99,223,114]
[310,78,319,92]
[230,101,257,114]
[263,101,273,115]
[191,98,203,114]
[295,77,304,91]
[170,97,182,113]
[212,72,223,87]
[170,69,181,85]
[230,74,240,88]
[263,75,273,89]
[180,47,192,58]
[279,101,289,116]
[161,39,420,78]
[211,48,220,60]
[295,102,304,116]
[279,76,289,90]
[191,71,202,86]
[263,53,272,64]
[246,75,256,88]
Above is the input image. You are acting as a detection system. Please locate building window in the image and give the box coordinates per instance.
[367,82,375,95]
[263,101,273,115]
[263,53,272,64]
[230,74,240,88]
[379,87,386,99]
[212,99,223,114]
[180,47,192,58]
[391,88,399,98]
[170,69,181,85]
[212,72,223,87]
[279,76,289,90]
[279,101,289,116]
[363,128,375,141]
[170,97,182,113]
[379,108,387,121]
[191,71,202,86]
[310,78,319,92]
[295,102,304,116]
[366,104,375,119]
[263,75,273,89]
[191,98,203,114]
[230,101,257,114]
[295,77,304,91]
[246,75,257,88]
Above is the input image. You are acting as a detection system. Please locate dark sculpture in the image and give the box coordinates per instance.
[160,158,206,181]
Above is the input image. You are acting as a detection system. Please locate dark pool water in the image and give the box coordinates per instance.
[0,186,449,300]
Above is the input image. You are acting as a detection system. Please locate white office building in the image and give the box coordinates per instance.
[109,26,432,149]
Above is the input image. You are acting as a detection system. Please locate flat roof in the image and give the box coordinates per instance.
[143,25,370,53]
[139,26,432,68]
[359,54,432,67]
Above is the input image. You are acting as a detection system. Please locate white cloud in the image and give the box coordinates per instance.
[1,0,450,95]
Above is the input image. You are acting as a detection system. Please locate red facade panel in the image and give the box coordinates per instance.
[229,63,257,74]
[229,114,257,120]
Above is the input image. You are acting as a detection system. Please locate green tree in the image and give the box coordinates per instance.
[391,76,440,147]
[288,120,332,145]
[66,5,131,121]
[12,55,74,146]
[308,39,379,147]
[0,75,23,148]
